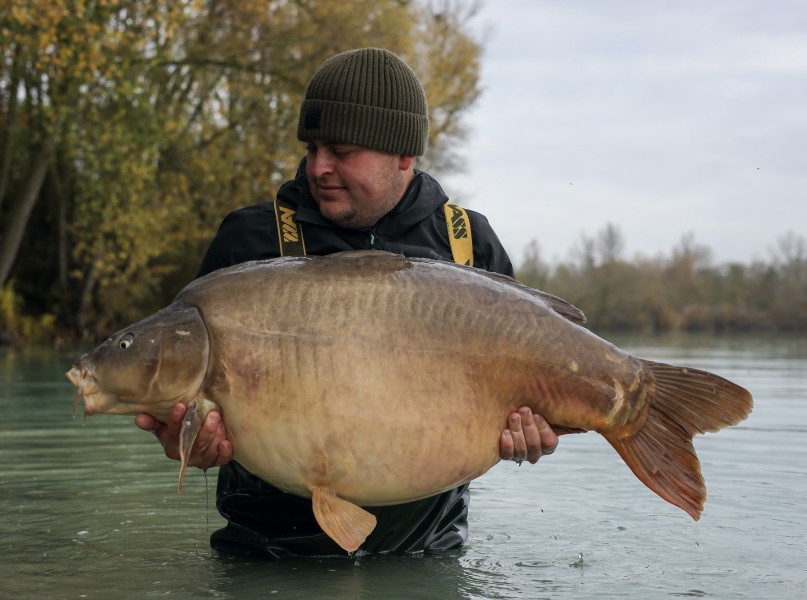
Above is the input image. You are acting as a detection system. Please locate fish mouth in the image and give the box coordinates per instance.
[65,365,103,420]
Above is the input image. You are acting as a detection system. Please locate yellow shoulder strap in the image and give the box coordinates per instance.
[273,199,306,256]
[443,203,474,267]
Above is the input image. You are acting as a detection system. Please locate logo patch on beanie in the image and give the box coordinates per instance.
[304,108,322,130]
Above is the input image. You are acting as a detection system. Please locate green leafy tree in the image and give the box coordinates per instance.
[1,0,483,342]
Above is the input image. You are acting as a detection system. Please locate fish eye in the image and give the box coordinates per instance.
[118,334,134,350]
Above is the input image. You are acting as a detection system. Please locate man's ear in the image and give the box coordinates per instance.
[398,155,415,171]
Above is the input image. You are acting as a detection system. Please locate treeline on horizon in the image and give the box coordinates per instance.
[515,224,807,335]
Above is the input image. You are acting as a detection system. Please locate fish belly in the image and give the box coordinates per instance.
[211,337,508,505]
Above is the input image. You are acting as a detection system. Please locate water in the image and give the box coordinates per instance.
[1,334,805,599]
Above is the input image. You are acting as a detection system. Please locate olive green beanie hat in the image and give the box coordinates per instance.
[297,48,429,156]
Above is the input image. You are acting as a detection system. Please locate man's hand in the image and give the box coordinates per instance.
[134,403,233,470]
[499,406,558,464]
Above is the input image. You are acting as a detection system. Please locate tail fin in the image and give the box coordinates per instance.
[604,360,753,520]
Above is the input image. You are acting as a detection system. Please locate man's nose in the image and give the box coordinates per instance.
[309,149,334,178]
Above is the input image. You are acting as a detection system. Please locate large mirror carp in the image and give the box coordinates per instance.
[66,251,753,552]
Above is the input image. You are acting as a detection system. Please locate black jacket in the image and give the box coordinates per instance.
[198,159,514,558]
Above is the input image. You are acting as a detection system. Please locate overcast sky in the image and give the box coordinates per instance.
[441,0,807,267]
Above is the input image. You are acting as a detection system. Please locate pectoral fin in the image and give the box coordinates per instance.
[311,487,377,553]
[178,397,220,492]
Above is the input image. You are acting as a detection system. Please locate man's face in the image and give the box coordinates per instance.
[305,141,414,229]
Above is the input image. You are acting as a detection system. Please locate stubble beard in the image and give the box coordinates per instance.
[318,167,406,230]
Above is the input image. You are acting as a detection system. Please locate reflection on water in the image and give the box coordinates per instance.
[1,335,805,599]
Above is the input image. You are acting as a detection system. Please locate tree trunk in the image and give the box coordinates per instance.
[77,248,102,339]
[0,56,22,213]
[50,162,69,291]
[0,137,55,287]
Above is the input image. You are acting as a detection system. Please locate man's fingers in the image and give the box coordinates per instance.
[535,414,559,455]
[499,429,515,461]
[517,407,544,464]
[134,413,156,432]
[503,408,560,465]
[508,410,528,462]
[190,411,232,469]
[196,411,221,450]
[168,403,187,426]
[187,411,222,468]
[216,440,234,467]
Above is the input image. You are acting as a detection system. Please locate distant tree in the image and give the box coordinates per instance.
[770,231,807,330]
[571,232,597,271]
[596,222,624,265]
[517,240,551,290]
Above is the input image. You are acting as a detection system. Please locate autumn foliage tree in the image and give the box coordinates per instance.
[0,0,483,343]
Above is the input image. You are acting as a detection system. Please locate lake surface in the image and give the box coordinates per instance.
[1,333,805,599]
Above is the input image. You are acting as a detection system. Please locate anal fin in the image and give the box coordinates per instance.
[311,487,377,553]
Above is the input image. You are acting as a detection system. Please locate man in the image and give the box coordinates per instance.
[136,48,559,558]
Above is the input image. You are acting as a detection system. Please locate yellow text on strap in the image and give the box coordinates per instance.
[274,199,306,256]
[443,203,474,267]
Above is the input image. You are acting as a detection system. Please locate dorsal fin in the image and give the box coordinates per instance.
[471,269,587,325]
